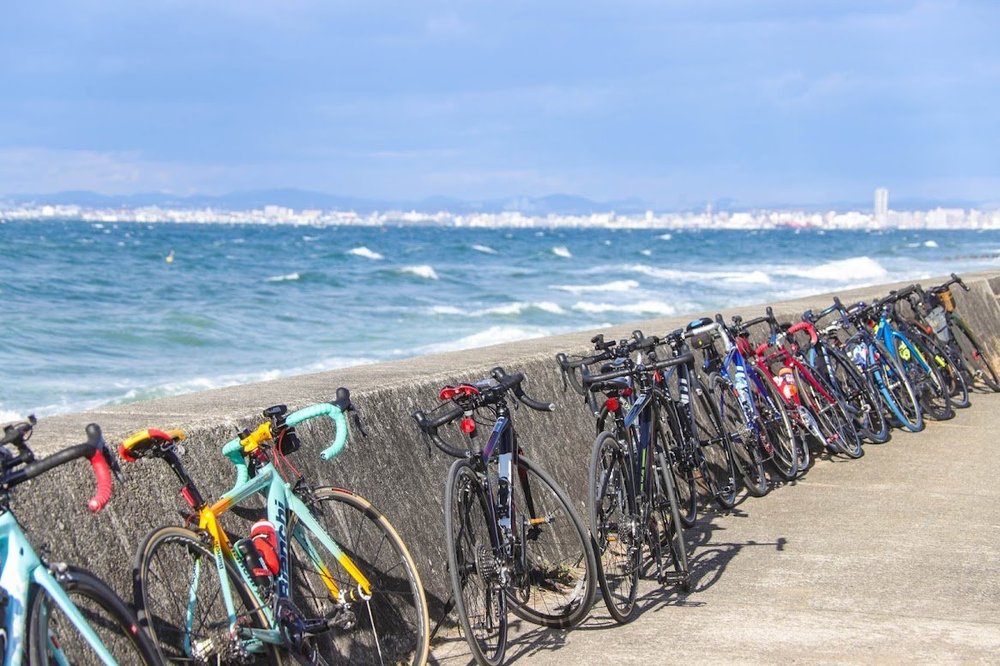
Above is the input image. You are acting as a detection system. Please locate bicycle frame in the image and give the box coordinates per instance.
[873,312,933,373]
[1,512,117,666]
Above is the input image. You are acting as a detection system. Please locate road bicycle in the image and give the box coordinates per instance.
[798,306,892,444]
[825,296,925,433]
[412,368,596,666]
[747,307,864,462]
[1,416,161,666]
[912,273,1000,393]
[879,285,970,409]
[557,332,706,623]
[124,391,429,665]
[686,315,796,493]
[868,294,954,422]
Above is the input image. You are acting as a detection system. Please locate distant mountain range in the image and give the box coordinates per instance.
[0,189,991,214]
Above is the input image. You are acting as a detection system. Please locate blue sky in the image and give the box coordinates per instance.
[1,0,997,207]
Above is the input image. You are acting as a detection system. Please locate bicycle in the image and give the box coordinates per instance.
[412,368,596,666]
[557,332,703,623]
[124,390,430,665]
[916,273,1000,393]
[1,416,161,666]
[798,305,892,444]
[685,315,795,493]
[869,293,954,422]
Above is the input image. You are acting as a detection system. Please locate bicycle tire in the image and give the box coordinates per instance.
[872,340,924,432]
[653,448,690,592]
[287,488,430,665]
[588,431,640,624]
[950,318,1000,392]
[911,329,969,409]
[824,346,890,444]
[133,525,281,665]
[28,565,162,666]
[795,368,863,459]
[506,455,597,629]
[711,374,768,497]
[691,378,737,510]
[750,368,799,480]
[658,407,697,528]
[445,458,506,666]
[896,334,953,421]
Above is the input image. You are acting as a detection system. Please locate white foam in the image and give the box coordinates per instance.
[658,233,673,240]
[626,264,771,285]
[265,272,300,282]
[640,249,652,256]
[348,246,383,260]
[572,300,677,316]
[552,246,572,258]
[780,256,888,281]
[430,305,464,315]
[302,235,319,242]
[400,265,439,280]
[431,302,567,316]
[924,240,939,248]
[553,280,639,294]
[471,244,497,254]
[422,325,555,353]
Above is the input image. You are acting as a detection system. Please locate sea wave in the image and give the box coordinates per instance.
[778,256,888,281]
[400,265,439,280]
[924,240,939,248]
[420,325,556,354]
[552,246,572,258]
[626,265,772,285]
[553,280,639,294]
[348,246,384,260]
[430,302,566,316]
[572,300,676,316]
[265,272,300,282]
[472,244,497,254]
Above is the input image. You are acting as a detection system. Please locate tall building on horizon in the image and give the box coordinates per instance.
[874,187,889,219]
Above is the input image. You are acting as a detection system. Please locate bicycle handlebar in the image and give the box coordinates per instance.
[4,423,113,513]
[581,350,694,386]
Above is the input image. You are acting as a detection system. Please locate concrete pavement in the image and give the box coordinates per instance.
[431,392,1000,664]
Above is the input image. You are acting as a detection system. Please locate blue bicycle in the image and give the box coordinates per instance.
[1,416,161,665]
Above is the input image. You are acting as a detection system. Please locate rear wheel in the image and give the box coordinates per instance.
[873,340,924,432]
[825,346,890,443]
[796,369,863,459]
[588,431,639,624]
[896,334,953,421]
[654,448,690,592]
[691,378,737,510]
[913,330,969,409]
[134,525,280,665]
[29,565,161,666]
[712,375,768,497]
[750,369,799,480]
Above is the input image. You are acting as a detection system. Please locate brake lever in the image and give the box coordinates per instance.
[351,409,369,438]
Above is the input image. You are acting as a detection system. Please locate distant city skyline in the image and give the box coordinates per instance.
[2,1,998,207]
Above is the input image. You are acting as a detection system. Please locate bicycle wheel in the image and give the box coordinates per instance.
[445,458,506,666]
[29,565,161,666]
[750,369,799,480]
[134,525,280,665]
[950,318,1000,392]
[691,378,737,510]
[658,406,697,528]
[872,340,924,432]
[507,455,597,629]
[588,431,640,624]
[913,330,969,409]
[653,448,690,592]
[796,369,863,459]
[287,488,430,665]
[824,346,891,444]
[711,374,768,497]
[896,334,953,421]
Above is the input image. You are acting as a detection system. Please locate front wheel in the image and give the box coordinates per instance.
[445,459,507,666]
[30,564,161,666]
[588,431,640,624]
[872,340,924,432]
[288,488,431,665]
[950,319,1000,392]
[507,455,597,629]
[712,374,768,497]
[691,378,738,510]
[896,334,953,421]
[825,346,891,444]
[750,369,799,480]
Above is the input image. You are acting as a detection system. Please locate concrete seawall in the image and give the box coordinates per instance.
[12,270,1000,623]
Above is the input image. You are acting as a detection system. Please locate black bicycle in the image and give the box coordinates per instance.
[413,368,596,666]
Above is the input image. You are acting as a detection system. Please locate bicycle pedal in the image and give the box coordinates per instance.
[658,572,689,587]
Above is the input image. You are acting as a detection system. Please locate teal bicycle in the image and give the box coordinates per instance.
[124,392,429,665]
[1,416,161,665]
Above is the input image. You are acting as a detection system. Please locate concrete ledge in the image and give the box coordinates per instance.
[12,271,1000,621]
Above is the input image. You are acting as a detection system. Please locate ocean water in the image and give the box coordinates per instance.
[2,219,999,418]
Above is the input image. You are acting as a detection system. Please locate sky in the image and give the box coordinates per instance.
[1,0,998,208]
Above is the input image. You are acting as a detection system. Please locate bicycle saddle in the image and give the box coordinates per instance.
[120,428,186,462]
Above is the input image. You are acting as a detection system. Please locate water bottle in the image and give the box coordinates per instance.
[235,538,273,594]
[776,368,797,402]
